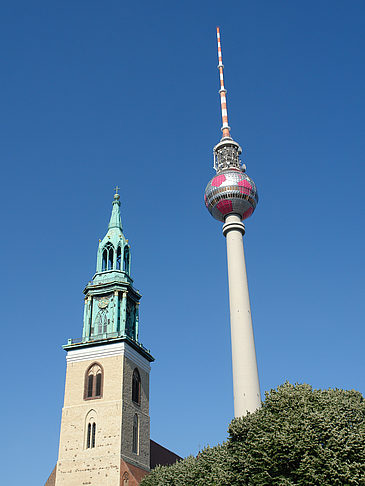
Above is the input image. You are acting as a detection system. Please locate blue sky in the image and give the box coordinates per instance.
[1,1,365,484]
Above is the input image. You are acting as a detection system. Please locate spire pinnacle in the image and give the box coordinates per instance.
[217,27,231,139]
[108,187,123,230]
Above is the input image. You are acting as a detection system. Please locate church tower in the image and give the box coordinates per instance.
[53,190,154,486]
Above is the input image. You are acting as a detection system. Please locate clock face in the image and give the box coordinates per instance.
[98,298,109,309]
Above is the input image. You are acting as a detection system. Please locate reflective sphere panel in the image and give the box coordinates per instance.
[204,169,258,222]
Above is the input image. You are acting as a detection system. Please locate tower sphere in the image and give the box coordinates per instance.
[204,169,258,222]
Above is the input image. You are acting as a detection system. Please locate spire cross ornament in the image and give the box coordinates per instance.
[216,27,231,139]
[114,185,120,194]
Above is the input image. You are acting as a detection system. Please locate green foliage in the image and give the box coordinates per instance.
[228,383,365,485]
[141,383,365,486]
[140,444,232,486]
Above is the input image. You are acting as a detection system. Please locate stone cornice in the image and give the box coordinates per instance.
[66,341,152,373]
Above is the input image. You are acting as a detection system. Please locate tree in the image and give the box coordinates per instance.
[141,445,232,486]
[228,383,365,485]
[141,383,365,486]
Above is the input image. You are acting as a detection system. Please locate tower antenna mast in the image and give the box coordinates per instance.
[216,27,231,139]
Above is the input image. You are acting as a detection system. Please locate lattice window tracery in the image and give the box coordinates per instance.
[85,363,103,399]
[95,309,108,335]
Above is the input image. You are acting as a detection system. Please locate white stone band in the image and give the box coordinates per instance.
[66,341,151,373]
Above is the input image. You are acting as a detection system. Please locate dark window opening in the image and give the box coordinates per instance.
[123,247,130,273]
[87,423,91,448]
[116,247,121,270]
[107,243,114,270]
[96,373,102,396]
[91,422,96,448]
[108,252,113,270]
[132,368,141,405]
[102,243,114,271]
[87,374,94,398]
[132,414,139,454]
[102,249,107,271]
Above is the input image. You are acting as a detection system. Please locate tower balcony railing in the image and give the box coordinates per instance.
[65,331,151,354]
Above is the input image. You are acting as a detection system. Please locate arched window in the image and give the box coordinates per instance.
[102,249,107,271]
[123,247,130,273]
[116,246,122,270]
[95,310,108,335]
[102,243,115,271]
[86,421,96,448]
[106,243,114,270]
[84,363,103,400]
[132,368,141,405]
[85,410,97,449]
[132,414,139,454]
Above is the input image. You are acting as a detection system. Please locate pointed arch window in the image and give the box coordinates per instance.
[95,309,108,335]
[107,243,114,270]
[116,246,122,270]
[123,247,130,273]
[85,410,97,449]
[132,368,141,405]
[84,363,103,400]
[86,422,96,448]
[102,248,108,271]
[102,243,114,271]
[132,414,139,454]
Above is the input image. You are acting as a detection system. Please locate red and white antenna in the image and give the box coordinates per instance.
[216,27,231,139]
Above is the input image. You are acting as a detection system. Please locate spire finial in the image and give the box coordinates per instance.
[216,27,231,139]
[109,185,122,229]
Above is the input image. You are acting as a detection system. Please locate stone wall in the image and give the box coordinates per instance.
[55,353,124,486]
[53,342,151,486]
[120,354,150,471]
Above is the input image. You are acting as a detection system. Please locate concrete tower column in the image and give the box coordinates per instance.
[222,214,261,417]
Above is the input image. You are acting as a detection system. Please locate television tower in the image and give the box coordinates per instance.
[204,27,261,417]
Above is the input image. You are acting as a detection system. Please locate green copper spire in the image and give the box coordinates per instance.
[108,186,123,231]
[63,188,153,364]
[94,189,131,278]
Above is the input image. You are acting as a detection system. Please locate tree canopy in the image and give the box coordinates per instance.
[141,383,365,486]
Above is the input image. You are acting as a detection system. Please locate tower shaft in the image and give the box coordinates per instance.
[206,27,262,416]
[222,214,261,416]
